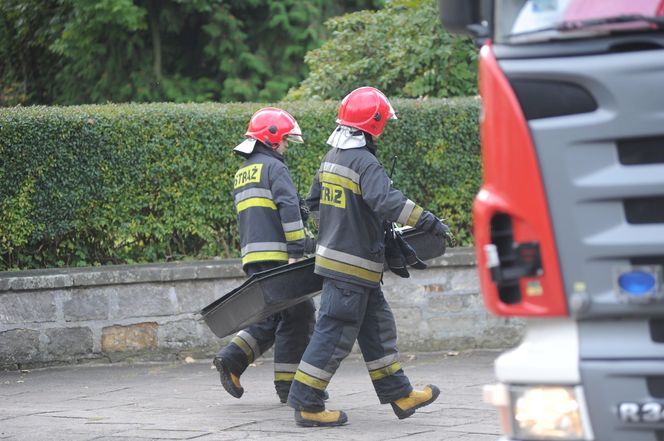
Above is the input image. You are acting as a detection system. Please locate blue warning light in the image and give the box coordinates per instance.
[618,271,657,296]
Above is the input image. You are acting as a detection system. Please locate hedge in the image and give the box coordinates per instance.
[0,98,480,271]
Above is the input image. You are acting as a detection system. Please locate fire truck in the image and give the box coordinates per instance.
[439,1,664,440]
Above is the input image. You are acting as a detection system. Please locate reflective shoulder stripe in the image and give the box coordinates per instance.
[397,199,423,226]
[319,172,361,195]
[315,256,382,284]
[317,245,383,273]
[235,188,273,204]
[281,220,304,232]
[242,251,288,265]
[284,229,305,241]
[321,162,361,184]
[369,362,402,381]
[236,197,277,212]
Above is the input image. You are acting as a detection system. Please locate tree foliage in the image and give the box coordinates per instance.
[0,0,65,104]
[286,0,478,100]
[0,0,383,105]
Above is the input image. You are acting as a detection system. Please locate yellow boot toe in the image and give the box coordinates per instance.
[391,384,440,420]
[294,409,348,427]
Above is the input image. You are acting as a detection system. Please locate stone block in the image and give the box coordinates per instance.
[102,322,158,352]
[0,292,57,324]
[392,306,425,331]
[450,268,481,291]
[197,321,220,346]
[410,267,462,291]
[196,261,245,279]
[427,291,484,314]
[63,288,111,322]
[0,328,41,365]
[157,319,200,349]
[392,306,428,348]
[161,265,198,282]
[400,334,478,352]
[0,277,10,291]
[44,327,93,357]
[210,278,245,302]
[173,281,220,314]
[71,266,163,287]
[427,313,486,337]
[382,279,428,307]
[114,285,176,318]
[428,247,476,268]
[9,274,72,291]
[422,283,448,293]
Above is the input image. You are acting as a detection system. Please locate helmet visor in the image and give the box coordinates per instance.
[388,102,398,120]
[285,120,304,143]
[285,134,304,143]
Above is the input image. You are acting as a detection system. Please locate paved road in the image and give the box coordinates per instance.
[0,350,502,441]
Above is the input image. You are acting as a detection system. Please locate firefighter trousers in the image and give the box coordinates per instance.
[287,278,413,412]
[216,261,316,399]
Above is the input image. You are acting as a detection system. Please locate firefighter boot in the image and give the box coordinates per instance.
[213,357,244,399]
[390,385,440,420]
[294,409,348,427]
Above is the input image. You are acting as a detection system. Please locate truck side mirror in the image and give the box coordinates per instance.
[438,0,491,39]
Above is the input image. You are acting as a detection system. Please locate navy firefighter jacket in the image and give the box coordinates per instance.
[233,146,305,268]
[307,145,425,288]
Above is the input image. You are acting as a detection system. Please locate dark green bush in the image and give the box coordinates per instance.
[0,98,480,270]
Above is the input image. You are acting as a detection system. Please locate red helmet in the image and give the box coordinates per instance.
[336,87,397,138]
[245,107,303,148]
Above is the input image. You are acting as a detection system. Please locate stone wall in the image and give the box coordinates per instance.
[0,248,524,370]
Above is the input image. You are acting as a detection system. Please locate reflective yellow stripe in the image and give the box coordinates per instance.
[236,197,277,212]
[319,172,361,195]
[275,372,295,382]
[316,256,382,283]
[231,336,255,363]
[369,362,401,380]
[242,251,288,265]
[285,229,305,241]
[406,206,424,227]
[294,370,329,390]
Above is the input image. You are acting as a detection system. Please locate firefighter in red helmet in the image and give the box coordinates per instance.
[336,86,397,137]
[213,107,316,404]
[286,87,450,427]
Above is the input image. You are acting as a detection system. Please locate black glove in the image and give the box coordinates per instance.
[384,226,410,278]
[416,211,455,248]
[304,235,317,255]
[417,211,451,238]
[299,196,310,223]
[395,232,427,270]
